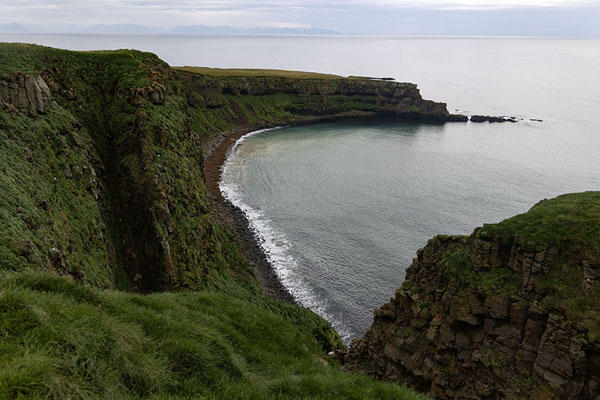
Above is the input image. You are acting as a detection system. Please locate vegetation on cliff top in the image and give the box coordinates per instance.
[479,191,600,262]
[478,192,600,339]
[174,66,342,79]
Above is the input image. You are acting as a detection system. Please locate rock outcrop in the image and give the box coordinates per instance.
[0,73,52,115]
[470,115,519,123]
[178,72,467,122]
[344,193,600,399]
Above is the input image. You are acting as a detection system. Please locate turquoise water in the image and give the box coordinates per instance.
[4,34,599,341]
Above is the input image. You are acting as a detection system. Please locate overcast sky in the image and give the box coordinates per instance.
[2,0,600,36]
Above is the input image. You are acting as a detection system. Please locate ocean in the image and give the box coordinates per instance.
[4,34,599,342]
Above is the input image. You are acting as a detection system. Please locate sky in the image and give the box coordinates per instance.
[2,0,600,36]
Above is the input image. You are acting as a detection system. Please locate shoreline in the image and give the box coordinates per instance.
[202,111,463,304]
[205,125,296,303]
[203,113,379,302]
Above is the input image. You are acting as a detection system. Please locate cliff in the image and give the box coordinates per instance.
[0,44,463,295]
[344,192,600,399]
[177,68,463,131]
[0,43,441,399]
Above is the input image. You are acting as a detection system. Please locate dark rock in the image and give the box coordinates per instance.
[470,114,490,122]
[0,74,52,115]
[344,230,600,399]
[470,114,519,123]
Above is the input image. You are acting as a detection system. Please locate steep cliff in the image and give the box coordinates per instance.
[177,68,465,142]
[1,44,256,294]
[344,192,600,399]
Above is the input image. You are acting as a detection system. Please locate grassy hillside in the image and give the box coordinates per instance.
[0,271,429,399]
[0,43,258,293]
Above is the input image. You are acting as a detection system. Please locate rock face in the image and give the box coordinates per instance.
[0,73,52,115]
[344,200,600,400]
[178,72,467,122]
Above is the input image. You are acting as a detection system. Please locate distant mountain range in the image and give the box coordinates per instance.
[0,22,338,36]
[0,23,29,32]
[83,23,162,34]
[169,25,338,35]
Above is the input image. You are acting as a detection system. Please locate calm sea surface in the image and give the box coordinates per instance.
[4,34,599,341]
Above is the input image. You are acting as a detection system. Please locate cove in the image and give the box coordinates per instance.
[220,118,598,342]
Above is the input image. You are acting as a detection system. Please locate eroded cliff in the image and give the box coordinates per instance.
[344,192,600,399]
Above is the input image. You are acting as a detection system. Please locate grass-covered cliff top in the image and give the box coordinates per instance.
[476,192,600,340]
[479,191,600,262]
[174,66,342,79]
[0,43,164,89]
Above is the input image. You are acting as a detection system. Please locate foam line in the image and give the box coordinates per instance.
[219,127,354,343]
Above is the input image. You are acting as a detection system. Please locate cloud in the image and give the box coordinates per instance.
[1,0,599,34]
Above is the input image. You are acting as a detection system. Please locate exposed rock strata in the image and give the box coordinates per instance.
[178,72,468,122]
[0,73,52,115]
[344,232,600,399]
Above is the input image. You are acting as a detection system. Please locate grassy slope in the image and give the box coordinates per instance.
[0,44,427,399]
[0,272,428,400]
[0,43,260,293]
[0,76,114,288]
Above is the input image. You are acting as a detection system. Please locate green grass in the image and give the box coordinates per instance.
[478,192,600,262]
[478,192,600,341]
[0,43,164,89]
[173,67,342,80]
[0,271,428,400]
[1,43,264,292]
[0,104,113,288]
[439,245,518,296]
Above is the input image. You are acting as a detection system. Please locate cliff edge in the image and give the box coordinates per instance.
[344,192,600,399]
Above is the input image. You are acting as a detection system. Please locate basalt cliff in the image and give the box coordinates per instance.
[344,192,600,399]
